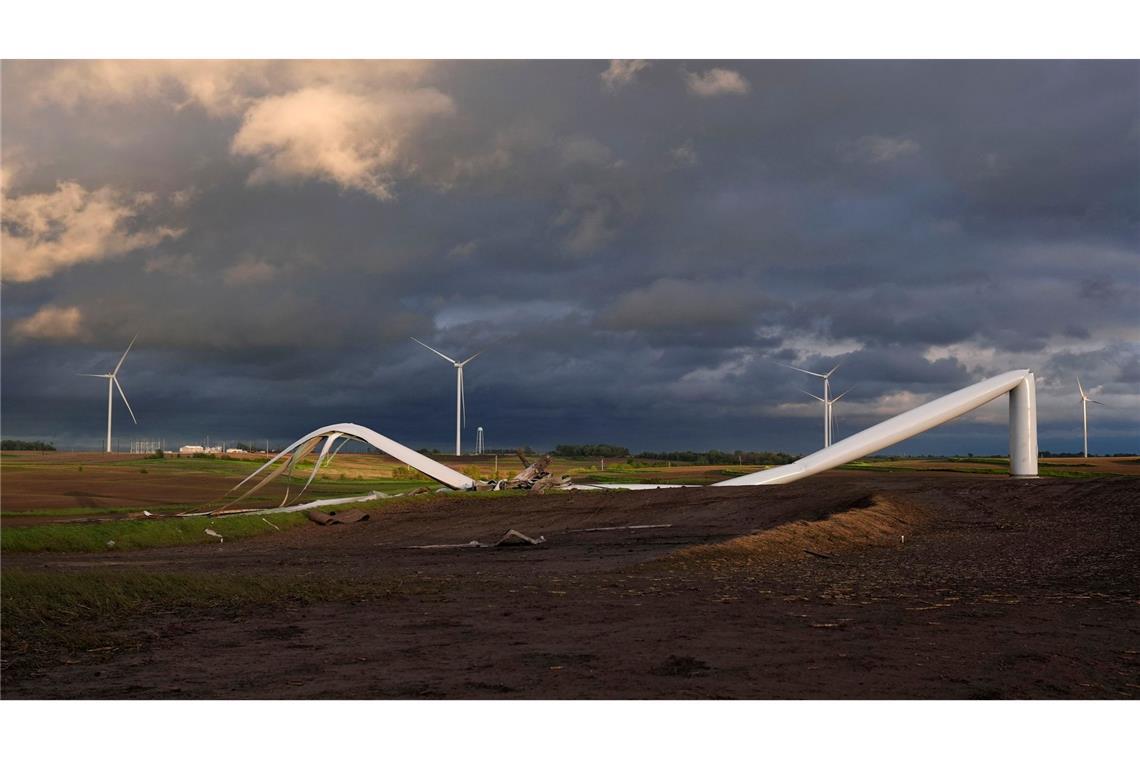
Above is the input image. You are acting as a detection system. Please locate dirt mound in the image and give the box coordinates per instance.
[658,493,928,569]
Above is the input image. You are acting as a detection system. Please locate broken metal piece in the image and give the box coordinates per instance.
[306,509,371,526]
[493,529,545,547]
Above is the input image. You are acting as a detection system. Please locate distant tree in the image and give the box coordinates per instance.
[635,449,797,465]
[553,443,630,458]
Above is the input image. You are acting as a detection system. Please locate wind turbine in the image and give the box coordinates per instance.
[800,387,852,447]
[79,335,138,453]
[412,338,483,456]
[782,362,842,447]
[1076,377,1104,458]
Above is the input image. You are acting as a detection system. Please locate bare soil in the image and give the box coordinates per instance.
[2,472,1138,698]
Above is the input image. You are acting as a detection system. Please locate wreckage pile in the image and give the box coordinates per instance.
[476,451,571,494]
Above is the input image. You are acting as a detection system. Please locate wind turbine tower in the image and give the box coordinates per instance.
[783,362,842,447]
[412,338,483,456]
[1076,377,1103,458]
[79,335,139,453]
[800,387,852,447]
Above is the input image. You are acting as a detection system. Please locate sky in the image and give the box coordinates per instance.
[1,60,1138,455]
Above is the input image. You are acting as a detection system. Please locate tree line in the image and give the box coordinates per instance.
[1,440,56,451]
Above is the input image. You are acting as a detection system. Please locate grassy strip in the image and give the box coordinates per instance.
[1,489,532,553]
[0,481,437,519]
[2,504,195,518]
[840,462,1119,479]
[1,512,310,553]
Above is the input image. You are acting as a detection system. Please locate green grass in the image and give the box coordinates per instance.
[0,480,437,520]
[1,512,310,553]
[1,488,530,553]
[840,461,1119,479]
[1,504,194,518]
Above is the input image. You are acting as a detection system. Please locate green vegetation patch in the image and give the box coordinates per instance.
[1,512,309,553]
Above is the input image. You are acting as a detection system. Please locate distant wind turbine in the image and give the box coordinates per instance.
[782,362,842,447]
[800,387,852,447]
[1076,377,1104,458]
[412,338,483,456]
[79,335,138,453]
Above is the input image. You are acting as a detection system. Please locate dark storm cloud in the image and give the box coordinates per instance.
[2,60,1138,454]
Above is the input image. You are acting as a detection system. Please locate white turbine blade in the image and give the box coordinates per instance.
[411,337,456,364]
[458,350,482,366]
[799,389,825,403]
[832,388,853,402]
[1076,376,1087,398]
[113,333,138,375]
[113,376,138,424]
[1089,399,1106,406]
[460,372,467,428]
[78,373,112,378]
[295,433,340,502]
[823,361,843,378]
[779,362,826,378]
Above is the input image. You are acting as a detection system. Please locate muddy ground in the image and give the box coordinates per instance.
[3,472,1138,698]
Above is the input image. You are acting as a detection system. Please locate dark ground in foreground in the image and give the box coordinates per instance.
[3,472,1138,698]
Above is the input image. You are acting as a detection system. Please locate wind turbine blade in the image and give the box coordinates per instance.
[779,362,826,378]
[458,350,482,366]
[799,389,825,402]
[460,372,466,428]
[78,373,112,378]
[1089,399,1106,406]
[411,337,456,364]
[113,376,138,424]
[1076,377,1086,397]
[113,333,138,375]
[832,388,852,402]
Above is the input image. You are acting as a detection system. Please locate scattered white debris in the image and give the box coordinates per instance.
[262,518,281,531]
[568,523,673,534]
[205,528,224,543]
[105,540,116,548]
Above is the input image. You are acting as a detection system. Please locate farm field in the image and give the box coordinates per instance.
[1,454,1137,698]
